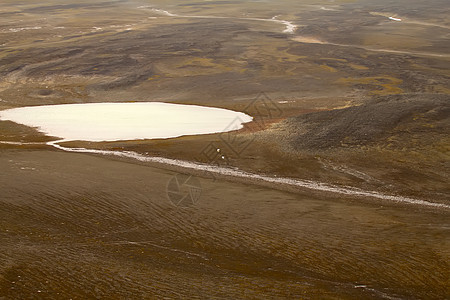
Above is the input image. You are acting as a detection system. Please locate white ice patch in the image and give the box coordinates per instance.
[4,26,42,33]
[280,20,298,33]
[271,16,298,33]
[151,9,178,17]
[246,15,297,34]
[320,6,336,11]
[0,102,253,142]
[389,16,402,22]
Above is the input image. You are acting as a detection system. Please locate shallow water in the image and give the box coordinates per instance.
[0,102,252,142]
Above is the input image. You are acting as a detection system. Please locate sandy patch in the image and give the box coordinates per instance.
[292,36,326,44]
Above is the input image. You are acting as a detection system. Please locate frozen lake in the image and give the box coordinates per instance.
[0,102,253,142]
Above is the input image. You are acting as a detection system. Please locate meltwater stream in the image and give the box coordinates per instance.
[46,141,450,210]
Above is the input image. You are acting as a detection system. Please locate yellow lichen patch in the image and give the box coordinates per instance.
[319,64,338,73]
[331,101,359,110]
[247,43,305,63]
[361,30,430,50]
[412,113,436,128]
[432,85,450,94]
[336,76,403,95]
[0,48,21,61]
[410,63,449,76]
[242,40,308,76]
[292,36,325,44]
[320,58,348,62]
[412,113,425,121]
[348,63,369,70]
[177,57,223,69]
[155,57,247,77]
[147,75,161,81]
